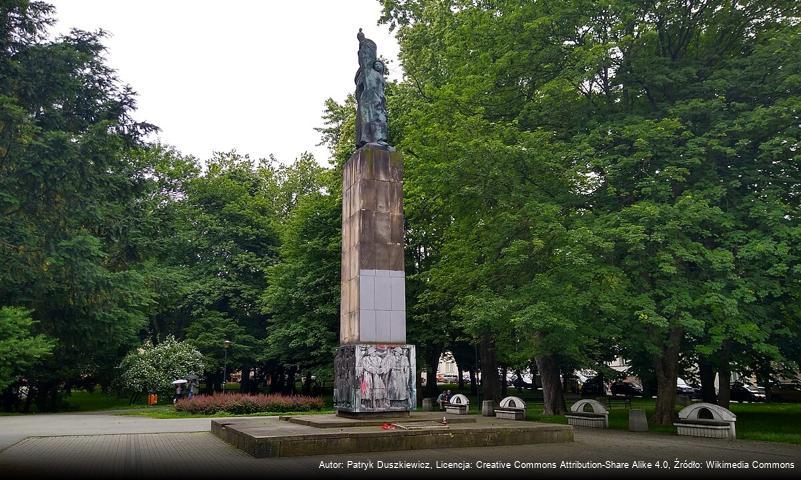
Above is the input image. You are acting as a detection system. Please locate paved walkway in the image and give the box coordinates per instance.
[1,413,799,478]
[0,412,215,452]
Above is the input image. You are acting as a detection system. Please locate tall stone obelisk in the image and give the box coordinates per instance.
[333,30,416,417]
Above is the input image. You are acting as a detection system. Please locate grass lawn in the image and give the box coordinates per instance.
[437,385,801,445]
[65,389,147,411]
[0,389,147,415]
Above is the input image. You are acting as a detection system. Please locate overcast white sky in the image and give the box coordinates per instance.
[49,0,401,165]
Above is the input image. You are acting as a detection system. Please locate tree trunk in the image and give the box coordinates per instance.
[718,363,731,409]
[269,366,284,394]
[424,348,441,398]
[536,354,566,415]
[469,369,477,395]
[416,368,424,406]
[457,365,464,390]
[756,366,771,402]
[479,335,500,402]
[2,386,15,412]
[699,357,717,403]
[302,371,312,395]
[285,366,297,395]
[240,366,251,394]
[500,365,508,397]
[651,326,682,426]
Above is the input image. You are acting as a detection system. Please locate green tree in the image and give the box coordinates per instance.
[264,103,344,393]
[0,307,54,393]
[379,0,625,412]
[380,0,801,423]
[171,152,281,392]
[0,1,157,410]
[262,188,341,392]
[562,0,801,423]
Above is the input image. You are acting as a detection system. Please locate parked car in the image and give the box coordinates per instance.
[506,372,535,389]
[611,380,643,397]
[676,378,699,397]
[441,374,459,384]
[770,383,801,403]
[581,376,610,396]
[730,381,766,402]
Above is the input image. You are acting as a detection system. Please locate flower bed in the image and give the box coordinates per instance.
[175,393,324,415]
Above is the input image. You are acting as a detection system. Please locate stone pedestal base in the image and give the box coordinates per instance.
[334,344,416,414]
[566,413,608,428]
[445,404,469,415]
[495,408,525,421]
[336,410,411,419]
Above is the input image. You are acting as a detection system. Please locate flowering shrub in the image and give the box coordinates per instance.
[175,393,324,414]
[116,335,205,395]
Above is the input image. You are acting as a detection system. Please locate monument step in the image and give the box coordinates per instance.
[211,415,573,458]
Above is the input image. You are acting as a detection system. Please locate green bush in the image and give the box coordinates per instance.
[174,393,324,414]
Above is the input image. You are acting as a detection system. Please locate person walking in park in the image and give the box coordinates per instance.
[173,383,184,404]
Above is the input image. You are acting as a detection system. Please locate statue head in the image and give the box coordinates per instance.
[357,28,377,67]
[392,347,403,357]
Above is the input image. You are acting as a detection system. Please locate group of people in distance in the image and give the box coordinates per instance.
[436,389,452,410]
[172,378,199,404]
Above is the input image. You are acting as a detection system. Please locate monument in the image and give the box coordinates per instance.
[333,29,416,417]
[210,29,573,457]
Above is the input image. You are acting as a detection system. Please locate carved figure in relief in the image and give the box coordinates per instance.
[360,346,387,409]
[382,346,410,406]
[334,347,355,406]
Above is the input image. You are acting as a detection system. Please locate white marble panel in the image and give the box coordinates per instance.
[390,310,406,343]
[374,276,392,310]
[359,275,375,310]
[389,270,405,278]
[359,309,376,342]
[375,309,391,342]
[390,276,405,311]
[359,269,376,277]
[374,269,391,277]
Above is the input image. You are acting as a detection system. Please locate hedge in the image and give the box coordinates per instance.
[175,393,324,415]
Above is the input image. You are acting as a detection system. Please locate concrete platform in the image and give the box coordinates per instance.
[279,412,476,428]
[211,413,573,458]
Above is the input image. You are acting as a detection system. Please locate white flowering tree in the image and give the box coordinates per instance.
[117,336,205,397]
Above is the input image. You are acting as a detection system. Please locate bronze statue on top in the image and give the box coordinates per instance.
[355,28,392,150]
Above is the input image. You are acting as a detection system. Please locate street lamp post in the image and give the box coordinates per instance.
[222,340,232,393]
